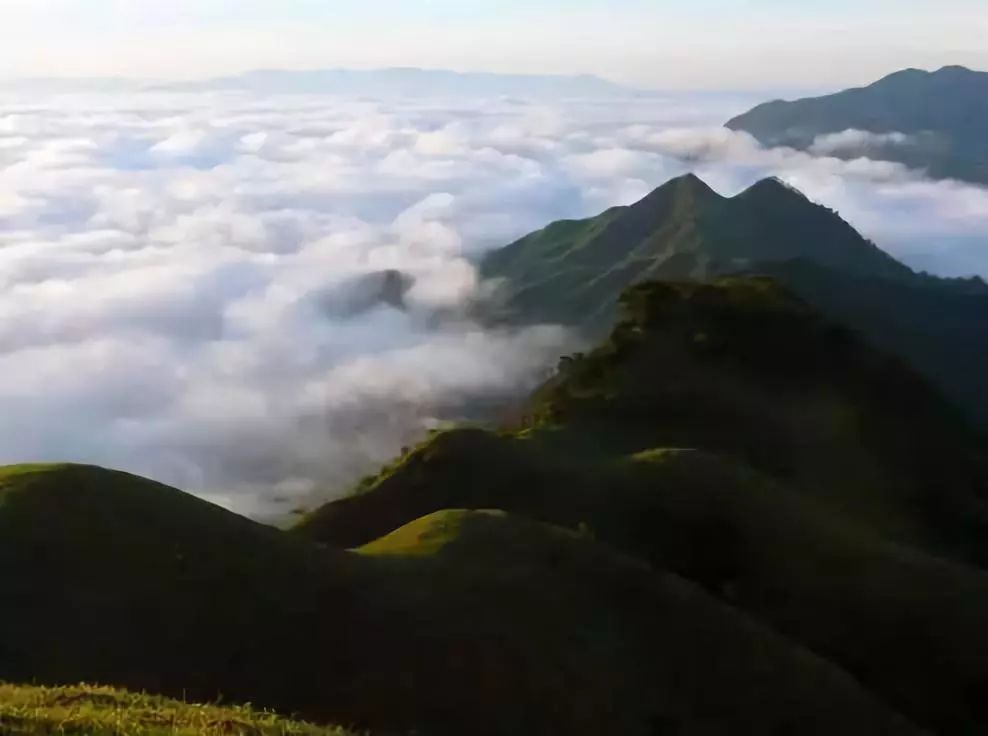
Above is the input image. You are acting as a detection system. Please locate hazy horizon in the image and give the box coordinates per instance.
[0,0,985,90]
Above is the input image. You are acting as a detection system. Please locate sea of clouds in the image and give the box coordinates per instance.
[0,89,985,518]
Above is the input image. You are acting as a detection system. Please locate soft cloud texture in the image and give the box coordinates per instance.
[0,89,985,517]
[809,129,913,155]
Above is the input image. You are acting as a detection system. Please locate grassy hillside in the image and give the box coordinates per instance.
[350,509,924,735]
[305,279,988,561]
[726,65,988,185]
[481,173,910,329]
[0,463,352,710]
[0,684,349,736]
[297,278,988,735]
[0,461,925,734]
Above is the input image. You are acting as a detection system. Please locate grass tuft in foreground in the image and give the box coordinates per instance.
[0,683,354,736]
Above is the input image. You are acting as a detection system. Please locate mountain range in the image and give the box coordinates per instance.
[727,65,988,185]
[481,173,988,425]
[0,68,637,98]
[4,172,988,735]
[158,68,636,97]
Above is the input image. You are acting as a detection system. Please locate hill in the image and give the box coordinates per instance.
[480,173,988,424]
[0,463,923,734]
[0,683,349,736]
[297,278,988,735]
[726,65,988,185]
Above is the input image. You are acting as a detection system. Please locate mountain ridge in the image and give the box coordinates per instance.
[298,276,988,734]
[726,65,988,184]
[481,173,916,327]
[157,67,637,97]
[480,173,988,425]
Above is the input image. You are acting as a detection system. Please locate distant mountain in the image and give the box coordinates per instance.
[162,67,637,97]
[480,173,988,425]
[726,65,988,185]
[297,278,988,735]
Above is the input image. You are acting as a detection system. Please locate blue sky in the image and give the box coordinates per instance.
[1,0,985,88]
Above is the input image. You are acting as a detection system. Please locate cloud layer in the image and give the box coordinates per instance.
[0,89,985,517]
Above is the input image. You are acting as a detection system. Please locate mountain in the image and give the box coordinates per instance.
[480,173,988,425]
[162,67,636,97]
[726,65,988,185]
[0,463,922,735]
[297,278,988,735]
[482,174,910,326]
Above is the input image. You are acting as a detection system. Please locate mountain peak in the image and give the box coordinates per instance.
[874,67,928,83]
[934,64,975,76]
[737,176,809,202]
[482,170,916,330]
[636,173,723,212]
[875,65,976,87]
[669,172,718,193]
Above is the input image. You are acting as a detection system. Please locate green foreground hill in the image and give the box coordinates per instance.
[0,461,924,735]
[726,65,988,185]
[297,279,988,735]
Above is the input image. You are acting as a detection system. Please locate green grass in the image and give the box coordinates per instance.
[357,509,505,556]
[480,173,910,333]
[0,683,352,735]
[296,277,988,735]
[0,460,925,735]
[342,510,925,735]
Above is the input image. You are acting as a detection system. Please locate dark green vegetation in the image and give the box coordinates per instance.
[0,463,922,735]
[298,279,988,735]
[726,65,988,185]
[0,683,348,735]
[481,173,988,425]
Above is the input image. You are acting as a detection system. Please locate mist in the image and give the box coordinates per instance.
[0,88,985,518]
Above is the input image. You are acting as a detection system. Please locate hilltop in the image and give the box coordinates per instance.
[726,65,988,185]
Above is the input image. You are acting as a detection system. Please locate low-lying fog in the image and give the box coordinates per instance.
[0,88,984,517]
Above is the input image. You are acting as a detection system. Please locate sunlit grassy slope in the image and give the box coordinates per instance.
[0,683,349,736]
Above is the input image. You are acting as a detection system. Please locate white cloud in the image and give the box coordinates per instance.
[809,129,913,155]
[0,89,985,519]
